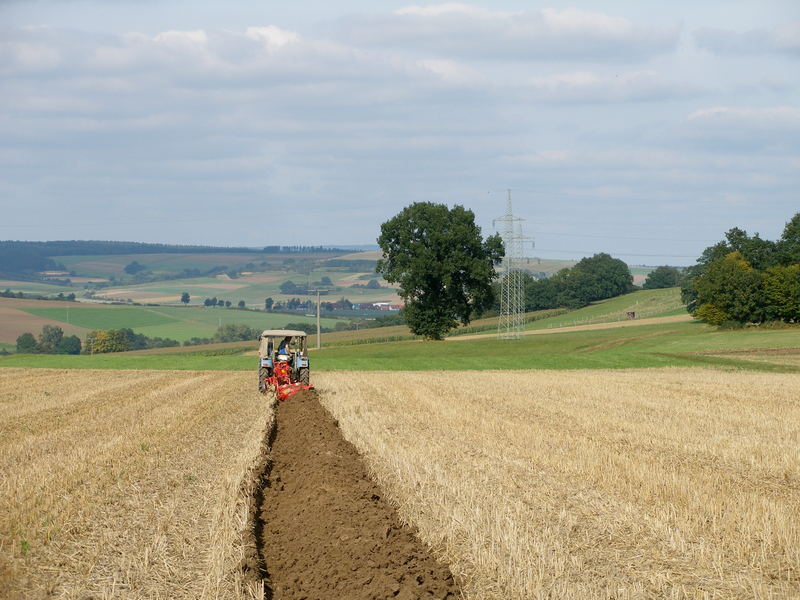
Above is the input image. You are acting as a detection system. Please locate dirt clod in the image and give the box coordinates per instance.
[259,391,460,600]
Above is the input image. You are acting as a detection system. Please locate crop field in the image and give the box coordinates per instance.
[316,369,800,599]
[0,298,90,344]
[0,369,460,599]
[0,280,76,295]
[53,253,271,277]
[3,364,798,598]
[0,368,272,599]
[90,270,402,307]
[6,302,340,345]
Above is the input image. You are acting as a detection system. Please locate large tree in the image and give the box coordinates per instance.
[56,335,82,355]
[643,266,682,289]
[377,202,503,340]
[692,252,764,324]
[16,332,38,353]
[38,325,64,353]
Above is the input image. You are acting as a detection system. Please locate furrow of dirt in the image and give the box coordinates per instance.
[256,390,460,600]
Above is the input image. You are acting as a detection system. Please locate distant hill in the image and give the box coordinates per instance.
[0,241,352,279]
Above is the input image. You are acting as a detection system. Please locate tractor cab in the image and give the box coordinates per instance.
[258,329,312,399]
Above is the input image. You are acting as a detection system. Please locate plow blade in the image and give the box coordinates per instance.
[275,382,314,401]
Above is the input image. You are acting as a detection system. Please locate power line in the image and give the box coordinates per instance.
[529,231,716,243]
[532,248,699,259]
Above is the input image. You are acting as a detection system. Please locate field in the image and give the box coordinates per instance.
[2,299,341,345]
[316,369,800,599]
[2,362,798,597]
[3,316,800,374]
[0,298,91,344]
[0,280,77,296]
[526,287,684,330]
[0,369,460,599]
[53,253,272,277]
[88,270,401,307]
[0,368,272,599]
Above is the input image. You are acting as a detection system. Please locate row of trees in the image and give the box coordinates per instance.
[16,325,82,354]
[202,297,247,308]
[85,329,180,353]
[522,253,634,311]
[184,323,262,346]
[682,213,800,325]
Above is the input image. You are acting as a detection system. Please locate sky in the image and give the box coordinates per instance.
[1,1,798,265]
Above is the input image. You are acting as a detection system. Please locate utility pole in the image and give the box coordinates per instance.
[316,288,321,349]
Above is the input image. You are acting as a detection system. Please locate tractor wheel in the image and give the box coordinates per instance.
[298,367,310,386]
[258,366,269,393]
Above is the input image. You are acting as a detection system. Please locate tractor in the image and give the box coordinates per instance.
[257,329,313,400]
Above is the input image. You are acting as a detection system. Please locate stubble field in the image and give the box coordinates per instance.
[3,366,798,599]
[316,369,800,599]
[0,368,272,600]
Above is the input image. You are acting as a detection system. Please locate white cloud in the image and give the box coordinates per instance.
[0,29,62,73]
[245,26,299,48]
[153,29,208,47]
[0,5,796,254]
[524,70,695,103]
[334,6,679,61]
[688,106,800,126]
[682,106,800,154]
[415,58,482,85]
[694,22,800,56]
[394,3,495,18]
[540,8,632,37]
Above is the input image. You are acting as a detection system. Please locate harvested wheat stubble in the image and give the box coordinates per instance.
[0,368,272,600]
[316,368,800,600]
[259,390,459,600]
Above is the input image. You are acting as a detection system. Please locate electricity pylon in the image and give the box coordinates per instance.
[493,190,531,340]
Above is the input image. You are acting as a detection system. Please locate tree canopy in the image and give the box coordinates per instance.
[642,266,682,289]
[377,202,504,340]
[523,253,633,311]
[683,212,800,325]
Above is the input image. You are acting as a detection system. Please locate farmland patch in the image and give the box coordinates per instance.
[22,305,178,330]
[0,299,89,342]
[316,369,800,599]
[0,368,272,599]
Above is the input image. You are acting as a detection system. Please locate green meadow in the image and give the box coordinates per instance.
[54,252,269,277]
[3,319,798,373]
[19,304,341,342]
[0,280,77,295]
[527,287,684,330]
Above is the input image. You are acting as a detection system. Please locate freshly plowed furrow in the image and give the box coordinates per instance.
[259,391,459,600]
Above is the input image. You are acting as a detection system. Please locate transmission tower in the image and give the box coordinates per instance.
[493,190,531,340]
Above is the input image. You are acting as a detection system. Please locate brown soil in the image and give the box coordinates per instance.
[0,298,89,344]
[259,391,460,600]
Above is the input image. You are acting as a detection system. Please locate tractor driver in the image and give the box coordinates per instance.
[277,336,292,359]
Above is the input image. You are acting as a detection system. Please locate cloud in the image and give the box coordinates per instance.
[0,9,796,254]
[333,5,679,61]
[523,70,697,103]
[694,22,800,56]
[682,106,800,153]
[688,105,800,127]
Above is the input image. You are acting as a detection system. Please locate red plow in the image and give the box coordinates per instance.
[267,360,314,402]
